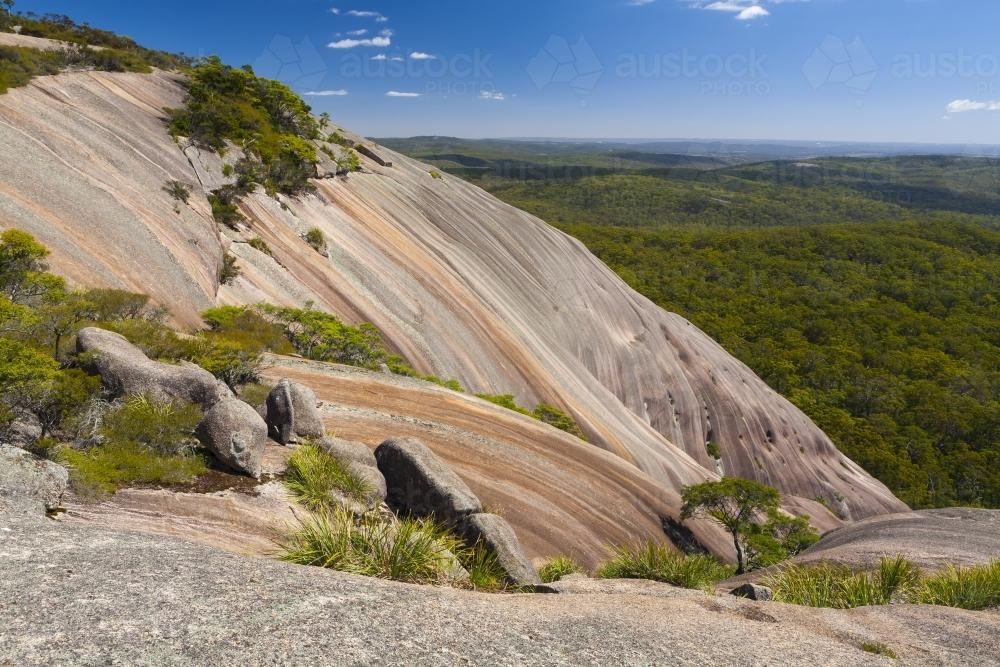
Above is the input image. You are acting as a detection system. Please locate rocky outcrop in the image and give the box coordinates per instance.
[265,379,324,444]
[3,517,999,666]
[77,327,230,409]
[0,411,42,450]
[459,513,542,588]
[77,327,266,478]
[196,398,268,479]
[0,444,68,513]
[375,436,542,586]
[319,437,377,467]
[375,437,482,522]
[0,71,906,521]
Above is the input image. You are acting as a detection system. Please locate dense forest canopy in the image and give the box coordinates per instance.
[386,138,1000,509]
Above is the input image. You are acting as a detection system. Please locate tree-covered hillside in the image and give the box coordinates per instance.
[387,138,1000,509]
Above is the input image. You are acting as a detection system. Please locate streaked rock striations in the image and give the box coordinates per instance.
[0,71,906,557]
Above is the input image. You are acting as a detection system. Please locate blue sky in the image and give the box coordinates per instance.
[14,0,1000,143]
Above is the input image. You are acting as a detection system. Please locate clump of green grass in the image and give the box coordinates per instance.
[283,443,373,511]
[915,560,1000,611]
[462,542,509,591]
[247,236,272,256]
[280,508,466,585]
[538,555,586,583]
[597,541,735,591]
[56,395,206,499]
[861,642,898,659]
[765,556,922,609]
[59,441,207,499]
[238,382,273,409]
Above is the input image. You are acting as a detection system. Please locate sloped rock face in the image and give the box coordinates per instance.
[0,71,905,528]
[3,517,1000,666]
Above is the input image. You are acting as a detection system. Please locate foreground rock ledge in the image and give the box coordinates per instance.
[1,517,998,666]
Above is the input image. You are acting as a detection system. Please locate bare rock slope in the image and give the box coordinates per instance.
[2,514,998,666]
[0,70,904,534]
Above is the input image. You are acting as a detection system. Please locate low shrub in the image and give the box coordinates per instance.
[100,395,202,456]
[59,441,207,499]
[280,508,465,585]
[162,179,191,204]
[861,642,898,659]
[597,542,735,591]
[538,555,586,583]
[238,382,273,409]
[208,189,245,228]
[247,236,272,256]
[219,253,240,284]
[283,443,373,511]
[304,227,326,253]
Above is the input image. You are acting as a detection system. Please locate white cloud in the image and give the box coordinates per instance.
[386,91,421,97]
[303,89,349,96]
[329,7,340,15]
[690,0,782,20]
[479,90,506,101]
[736,5,769,19]
[347,10,384,18]
[328,35,391,49]
[372,53,387,61]
[946,99,1000,114]
[409,51,434,60]
[348,29,368,36]
[627,0,655,5]
[391,56,404,62]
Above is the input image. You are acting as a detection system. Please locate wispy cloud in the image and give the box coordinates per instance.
[480,90,506,101]
[386,91,421,97]
[409,51,434,60]
[329,35,391,49]
[627,0,655,5]
[303,89,349,96]
[946,99,1000,114]
[346,9,389,22]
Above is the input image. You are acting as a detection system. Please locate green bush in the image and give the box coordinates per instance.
[304,227,326,253]
[280,507,466,585]
[284,443,373,511]
[247,236,272,256]
[162,179,191,204]
[475,393,532,416]
[462,542,509,591]
[238,382,273,409]
[260,303,389,370]
[208,189,245,228]
[219,253,240,284]
[101,395,202,455]
[597,542,735,591]
[168,57,318,195]
[538,555,586,583]
[531,403,587,440]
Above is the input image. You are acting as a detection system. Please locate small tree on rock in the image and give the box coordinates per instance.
[680,477,781,574]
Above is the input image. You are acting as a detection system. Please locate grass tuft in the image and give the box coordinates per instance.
[538,555,586,583]
[861,642,898,659]
[283,443,374,511]
[597,541,735,591]
[280,508,466,585]
[765,555,1000,611]
[915,560,1000,611]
